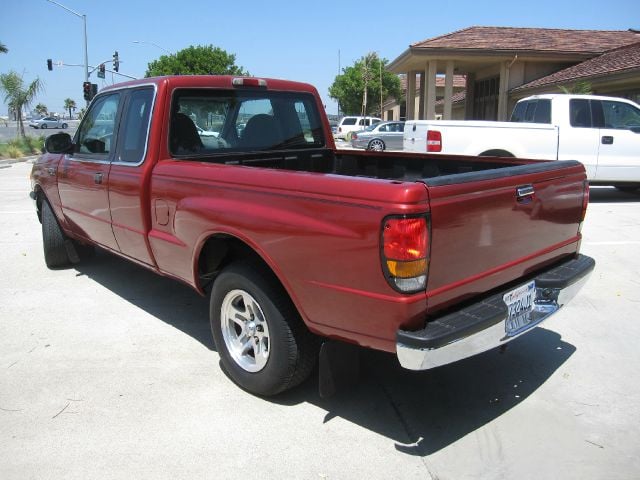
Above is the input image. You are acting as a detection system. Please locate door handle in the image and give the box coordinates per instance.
[602,136,614,145]
[47,167,55,176]
[94,172,103,184]
[516,185,535,203]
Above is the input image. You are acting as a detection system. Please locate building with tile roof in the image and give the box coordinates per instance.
[386,26,640,121]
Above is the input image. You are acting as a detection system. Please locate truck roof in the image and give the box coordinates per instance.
[100,75,320,95]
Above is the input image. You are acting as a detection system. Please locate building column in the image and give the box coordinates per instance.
[418,73,426,120]
[498,61,510,121]
[406,71,417,120]
[423,61,437,120]
[444,61,454,120]
[464,73,476,120]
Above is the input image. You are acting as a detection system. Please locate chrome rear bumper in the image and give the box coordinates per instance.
[396,254,595,370]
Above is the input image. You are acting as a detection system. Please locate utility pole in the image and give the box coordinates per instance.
[46,0,89,106]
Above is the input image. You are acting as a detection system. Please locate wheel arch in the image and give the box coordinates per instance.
[195,233,293,302]
[478,149,515,158]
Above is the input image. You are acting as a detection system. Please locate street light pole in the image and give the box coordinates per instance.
[133,40,172,55]
[46,0,89,104]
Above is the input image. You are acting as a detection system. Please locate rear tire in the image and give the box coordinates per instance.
[41,124,48,129]
[367,139,385,151]
[41,199,71,269]
[61,123,68,129]
[210,261,317,396]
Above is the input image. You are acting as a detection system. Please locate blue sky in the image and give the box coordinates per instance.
[2,0,639,116]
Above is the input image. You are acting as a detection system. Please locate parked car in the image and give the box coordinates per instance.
[29,117,68,129]
[351,121,405,151]
[335,115,381,140]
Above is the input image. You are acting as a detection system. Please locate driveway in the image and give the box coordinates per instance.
[1,161,639,479]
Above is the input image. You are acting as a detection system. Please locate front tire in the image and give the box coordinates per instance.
[61,123,68,129]
[210,262,317,396]
[41,198,71,268]
[41,124,47,129]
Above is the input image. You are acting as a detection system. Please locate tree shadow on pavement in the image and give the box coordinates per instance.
[74,249,574,456]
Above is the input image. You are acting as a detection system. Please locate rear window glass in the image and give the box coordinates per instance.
[170,89,325,156]
[340,117,357,126]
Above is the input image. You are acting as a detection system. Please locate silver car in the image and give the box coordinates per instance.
[29,116,68,129]
[350,121,405,151]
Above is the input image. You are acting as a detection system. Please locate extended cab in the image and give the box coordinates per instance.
[404,94,640,190]
[31,76,594,396]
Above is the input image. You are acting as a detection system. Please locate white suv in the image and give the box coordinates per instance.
[335,116,381,140]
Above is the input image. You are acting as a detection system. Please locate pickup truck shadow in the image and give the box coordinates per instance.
[276,328,575,456]
[75,250,574,456]
[589,186,640,203]
[74,250,215,351]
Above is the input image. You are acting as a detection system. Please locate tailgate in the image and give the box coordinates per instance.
[422,160,587,313]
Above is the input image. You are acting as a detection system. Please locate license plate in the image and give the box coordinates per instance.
[503,281,536,336]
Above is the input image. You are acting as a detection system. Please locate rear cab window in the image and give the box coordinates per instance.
[169,89,325,156]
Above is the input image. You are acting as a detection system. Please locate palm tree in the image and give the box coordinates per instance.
[0,42,7,54]
[35,103,48,117]
[0,71,43,137]
[64,98,77,120]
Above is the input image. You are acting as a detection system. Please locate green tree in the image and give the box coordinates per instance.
[64,98,77,119]
[144,44,248,77]
[0,71,43,137]
[559,81,593,94]
[35,103,48,116]
[329,53,401,116]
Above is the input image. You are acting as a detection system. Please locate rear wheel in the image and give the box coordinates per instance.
[41,124,48,129]
[61,123,68,129]
[41,199,71,268]
[367,139,385,151]
[210,261,317,396]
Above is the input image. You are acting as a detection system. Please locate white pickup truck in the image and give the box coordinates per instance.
[403,94,640,189]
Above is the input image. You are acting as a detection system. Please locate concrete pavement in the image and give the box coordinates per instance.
[1,161,639,479]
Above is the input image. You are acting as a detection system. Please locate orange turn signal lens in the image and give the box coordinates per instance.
[386,258,428,279]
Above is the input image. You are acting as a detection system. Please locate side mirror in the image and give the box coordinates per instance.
[630,126,640,134]
[45,132,74,154]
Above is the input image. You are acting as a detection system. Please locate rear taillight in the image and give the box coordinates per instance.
[382,215,429,293]
[427,130,442,152]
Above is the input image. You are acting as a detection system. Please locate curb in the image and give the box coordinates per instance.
[0,155,39,166]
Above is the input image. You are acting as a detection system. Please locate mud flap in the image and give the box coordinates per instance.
[318,341,360,398]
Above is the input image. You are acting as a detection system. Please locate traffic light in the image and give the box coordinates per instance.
[113,51,119,72]
[83,81,92,101]
[98,63,105,79]
[47,59,53,71]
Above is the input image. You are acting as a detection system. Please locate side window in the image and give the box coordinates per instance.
[377,124,388,132]
[75,93,121,155]
[533,100,551,123]
[117,88,154,164]
[341,117,357,126]
[569,99,592,128]
[601,100,640,129]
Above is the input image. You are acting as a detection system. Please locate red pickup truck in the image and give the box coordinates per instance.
[30,76,594,396]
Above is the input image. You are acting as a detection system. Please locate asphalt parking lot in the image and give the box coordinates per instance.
[1,160,639,479]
